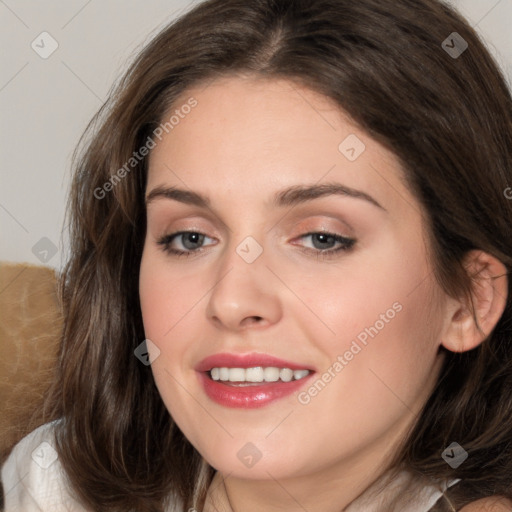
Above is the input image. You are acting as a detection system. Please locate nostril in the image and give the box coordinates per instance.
[241,316,264,327]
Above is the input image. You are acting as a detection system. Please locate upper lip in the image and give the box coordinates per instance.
[195,352,316,372]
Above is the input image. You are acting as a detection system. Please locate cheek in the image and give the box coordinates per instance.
[139,259,168,341]
[138,251,190,388]
[138,248,207,394]
[290,243,430,353]
[138,252,192,419]
[293,236,441,405]
[285,283,441,467]
[139,248,199,341]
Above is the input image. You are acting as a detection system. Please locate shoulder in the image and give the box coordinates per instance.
[459,496,512,511]
[1,420,88,511]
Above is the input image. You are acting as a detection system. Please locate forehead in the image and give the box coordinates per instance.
[146,75,417,218]
[150,75,363,165]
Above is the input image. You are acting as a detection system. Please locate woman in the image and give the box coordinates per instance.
[2,0,512,510]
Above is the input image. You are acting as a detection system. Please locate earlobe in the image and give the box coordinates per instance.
[440,250,508,353]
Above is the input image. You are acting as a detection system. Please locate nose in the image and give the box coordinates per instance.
[205,238,283,331]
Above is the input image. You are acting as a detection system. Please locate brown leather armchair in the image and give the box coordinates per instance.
[0,262,62,471]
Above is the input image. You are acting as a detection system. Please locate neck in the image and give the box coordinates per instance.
[203,419,414,512]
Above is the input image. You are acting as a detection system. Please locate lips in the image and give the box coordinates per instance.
[195,352,315,372]
[194,352,316,408]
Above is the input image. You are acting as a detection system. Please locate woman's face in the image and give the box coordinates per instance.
[139,75,449,483]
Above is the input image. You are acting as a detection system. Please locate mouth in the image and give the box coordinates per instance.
[195,353,316,408]
[207,366,312,385]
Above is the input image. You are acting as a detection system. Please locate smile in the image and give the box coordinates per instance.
[195,353,316,408]
[209,367,311,383]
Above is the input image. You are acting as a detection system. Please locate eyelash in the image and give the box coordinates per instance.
[156,230,356,260]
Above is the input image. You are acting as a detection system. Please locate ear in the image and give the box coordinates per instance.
[440,250,508,353]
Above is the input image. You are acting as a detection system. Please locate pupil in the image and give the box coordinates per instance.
[314,233,334,249]
[184,232,203,249]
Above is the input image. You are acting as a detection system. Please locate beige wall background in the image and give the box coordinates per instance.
[1,0,511,270]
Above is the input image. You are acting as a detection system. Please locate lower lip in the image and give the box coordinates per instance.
[197,371,315,408]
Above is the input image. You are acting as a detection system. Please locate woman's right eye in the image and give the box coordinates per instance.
[156,231,216,257]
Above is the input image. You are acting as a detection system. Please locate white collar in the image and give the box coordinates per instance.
[345,469,460,512]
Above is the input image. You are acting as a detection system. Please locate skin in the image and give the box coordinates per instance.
[460,497,512,512]
[138,75,508,511]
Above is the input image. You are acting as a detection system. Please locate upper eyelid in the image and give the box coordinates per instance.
[159,226,351,238]
[147,206,357,235]
[153,214,354,236]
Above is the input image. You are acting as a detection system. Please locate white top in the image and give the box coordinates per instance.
[2,420,86,511]
[1,421,460,511]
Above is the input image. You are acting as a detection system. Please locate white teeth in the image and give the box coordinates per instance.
[263,367,280,382]
[228,368,245,382]
[280,368,294,382]
[209,367,311,383]
[246,367,264,382]
[293,369,310,380]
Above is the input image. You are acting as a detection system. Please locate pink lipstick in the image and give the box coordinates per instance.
[195,353,315,408]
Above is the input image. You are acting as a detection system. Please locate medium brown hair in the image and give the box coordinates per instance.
[33,0,512,510]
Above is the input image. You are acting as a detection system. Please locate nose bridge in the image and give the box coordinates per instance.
[205,231,281,329]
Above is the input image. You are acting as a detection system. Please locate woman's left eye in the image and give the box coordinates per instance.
[156,230,356,259]
[295,232,356,258]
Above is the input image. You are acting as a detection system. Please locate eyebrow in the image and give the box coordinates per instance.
[145,182,387,212]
